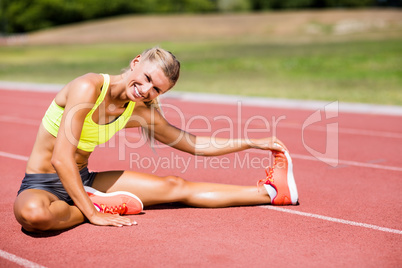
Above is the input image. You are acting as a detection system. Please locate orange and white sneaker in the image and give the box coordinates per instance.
[84,186,143,215]
[257,151,299,205]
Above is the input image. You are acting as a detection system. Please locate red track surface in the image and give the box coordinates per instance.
[0,89,401,267]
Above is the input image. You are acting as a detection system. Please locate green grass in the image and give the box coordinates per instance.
[0,39,401,105]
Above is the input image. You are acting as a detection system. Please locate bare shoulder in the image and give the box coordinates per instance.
[54,73,104,107]
[126,102,167,128]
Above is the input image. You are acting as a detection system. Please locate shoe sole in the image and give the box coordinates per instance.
[84,186,144,213]
[283,150,299,205]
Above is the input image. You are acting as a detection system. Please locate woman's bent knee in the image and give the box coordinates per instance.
[14,194,54,232]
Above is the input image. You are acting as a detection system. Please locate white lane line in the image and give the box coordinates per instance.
[1,130,401,173]
[2,111,402,140]
[0,151,29,161]
[0,115,39,126]
[122,131,402,172]
[4,142,401,173]
[162,92,402,116]
[3,114,395,171]
[163,111,402,140]
[3,84,402,116]
[252,150,402,172]
[0,249,46,268]
[260,206,402,235]
[291,153,402,172]
[279,122,402,139]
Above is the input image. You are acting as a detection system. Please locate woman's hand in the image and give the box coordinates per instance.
[88,211,137,227]
[249,136,288,152]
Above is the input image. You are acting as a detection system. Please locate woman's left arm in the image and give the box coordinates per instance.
[138,107,286,156]
[191,135,287,156]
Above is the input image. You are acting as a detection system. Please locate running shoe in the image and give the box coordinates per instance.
[258,151,299,205]
[84,186,143,215]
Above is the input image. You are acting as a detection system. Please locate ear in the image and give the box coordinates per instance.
[130,55,141,70]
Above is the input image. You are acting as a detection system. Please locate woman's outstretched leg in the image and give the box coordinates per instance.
[175,180,271,208]
[91,170,271,208]
[91,151,298,208]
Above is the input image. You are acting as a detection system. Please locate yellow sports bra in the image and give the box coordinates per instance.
[42,74,136,152]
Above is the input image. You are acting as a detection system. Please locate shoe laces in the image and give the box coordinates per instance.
[257,167,274,190]
[100,203,128,215]
[257,157,277,191]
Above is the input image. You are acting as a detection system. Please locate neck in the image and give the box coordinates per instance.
[108,74,130,106]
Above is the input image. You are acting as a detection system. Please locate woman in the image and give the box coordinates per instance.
[14,47,298,232]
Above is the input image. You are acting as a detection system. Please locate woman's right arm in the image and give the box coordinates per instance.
[51,74,133,227]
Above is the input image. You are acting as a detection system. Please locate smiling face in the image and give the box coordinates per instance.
[125,56,171,102]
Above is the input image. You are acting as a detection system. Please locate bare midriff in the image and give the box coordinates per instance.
[25,123,91,174]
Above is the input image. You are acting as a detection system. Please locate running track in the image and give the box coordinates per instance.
[0,85,401,267]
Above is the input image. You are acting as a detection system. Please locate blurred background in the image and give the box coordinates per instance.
[0,0,401,105]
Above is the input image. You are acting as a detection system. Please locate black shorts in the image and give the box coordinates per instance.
[17,167,97,205]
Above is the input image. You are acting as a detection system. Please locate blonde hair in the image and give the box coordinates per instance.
[140,47,180,87]
[138,47,181,149]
